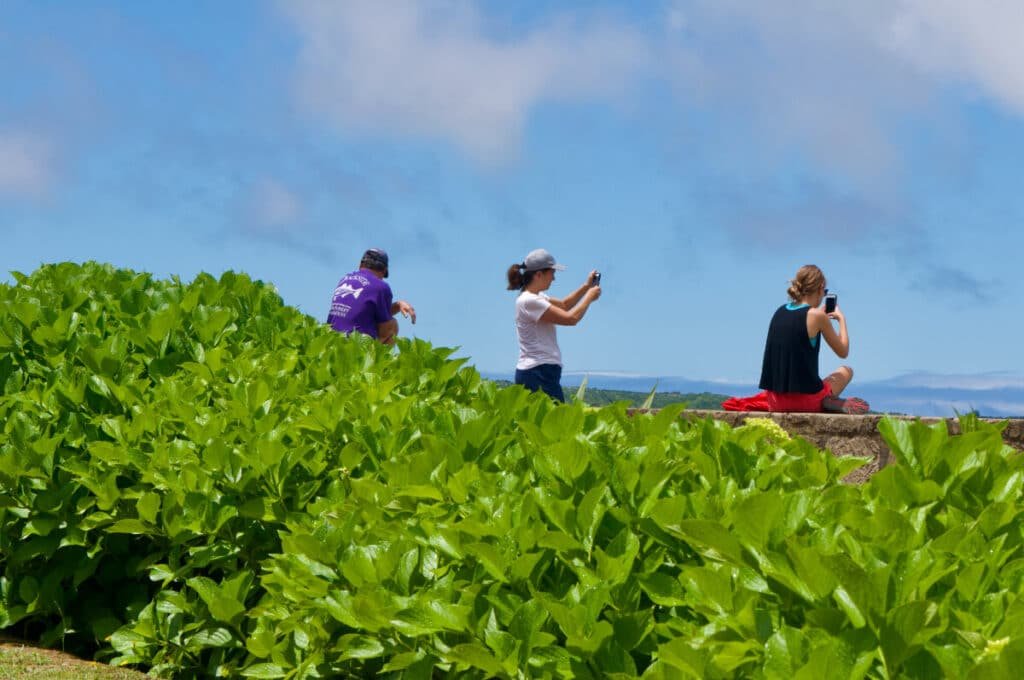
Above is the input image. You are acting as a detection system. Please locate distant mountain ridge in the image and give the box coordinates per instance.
[481,370,1024,418]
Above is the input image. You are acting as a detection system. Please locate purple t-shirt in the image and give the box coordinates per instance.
[327,269,393,338]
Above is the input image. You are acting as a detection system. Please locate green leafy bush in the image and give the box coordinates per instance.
[2,262,1023,679]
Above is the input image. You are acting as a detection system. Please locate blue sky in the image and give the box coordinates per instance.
[2,0,1022,388]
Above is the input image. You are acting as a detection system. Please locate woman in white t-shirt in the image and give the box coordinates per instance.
[506,248,601,401]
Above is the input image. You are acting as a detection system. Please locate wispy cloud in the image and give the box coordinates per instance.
[658,0,1024,260]
[662,1,934,189]
[691,175,907,249]
[244,178,304,234]
[910,264,997,305]
[662,1,1024,182]
[280,0,650,164]
[884,0,1024,115]
[221,161,451,266]
[279,0,1024,178]
[0,130,56,199]
[878,371,1024,390]
[229,176,347,264]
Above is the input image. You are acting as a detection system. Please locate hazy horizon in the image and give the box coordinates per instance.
[481,369,1024,418]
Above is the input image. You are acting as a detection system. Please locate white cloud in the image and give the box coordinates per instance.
[280,1,1024,175]
[0,130,55,198]
[885,0,1024,113]
[649,0,1024,259]
[663,2,932,188]
[664,1,1024,184]
[280,0,649,163]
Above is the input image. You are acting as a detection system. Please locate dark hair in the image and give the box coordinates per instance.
[361,257,388,278]
[508,262,553,291]
[506,263,527,290]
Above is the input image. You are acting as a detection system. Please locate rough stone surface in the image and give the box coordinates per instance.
[661,410,1024,483]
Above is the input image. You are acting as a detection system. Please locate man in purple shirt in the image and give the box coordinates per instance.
[327,248,416,345]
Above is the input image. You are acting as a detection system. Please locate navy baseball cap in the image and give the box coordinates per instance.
[361,248,389,275]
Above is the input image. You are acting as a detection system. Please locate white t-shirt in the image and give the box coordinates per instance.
[515,291,561,370]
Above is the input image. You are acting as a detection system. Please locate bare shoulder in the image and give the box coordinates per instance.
[806,306,828,331]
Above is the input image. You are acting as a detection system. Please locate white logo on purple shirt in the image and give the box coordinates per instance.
[334,283,363,300]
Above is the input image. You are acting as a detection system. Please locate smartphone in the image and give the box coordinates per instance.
[824,293,837,314]
[593,272,601,286]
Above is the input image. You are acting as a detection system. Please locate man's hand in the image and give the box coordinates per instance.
[394,300,417,324]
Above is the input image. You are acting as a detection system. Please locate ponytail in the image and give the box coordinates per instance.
[506,263,527,290]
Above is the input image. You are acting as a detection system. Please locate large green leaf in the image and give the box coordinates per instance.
[187,577,247,625]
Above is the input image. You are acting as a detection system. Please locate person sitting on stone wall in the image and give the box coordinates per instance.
[723,264,869,413]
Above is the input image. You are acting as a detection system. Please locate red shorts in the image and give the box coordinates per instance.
[765,383,832,413]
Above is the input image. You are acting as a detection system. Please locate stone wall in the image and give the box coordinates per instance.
[678,411,1024,484]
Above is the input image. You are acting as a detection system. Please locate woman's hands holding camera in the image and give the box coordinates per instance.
[586,270,602,300]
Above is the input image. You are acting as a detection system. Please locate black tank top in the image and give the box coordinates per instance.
[758,305,823,394]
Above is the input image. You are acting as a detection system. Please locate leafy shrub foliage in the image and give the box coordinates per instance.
[1,262,1023,679]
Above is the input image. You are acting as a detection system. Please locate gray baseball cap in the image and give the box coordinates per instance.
[523,248,567,272]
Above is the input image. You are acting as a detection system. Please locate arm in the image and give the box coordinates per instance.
[376,287,401,344]
[391,300,416,324]
[540,286,601,326]
[548,271,599,310]
[809,306,849,358]
[377,319,398,345]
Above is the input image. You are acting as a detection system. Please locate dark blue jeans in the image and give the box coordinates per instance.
[515,364,565,402]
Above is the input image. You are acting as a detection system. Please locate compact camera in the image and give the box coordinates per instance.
[592,271,602,286]
[824,292,837,314]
